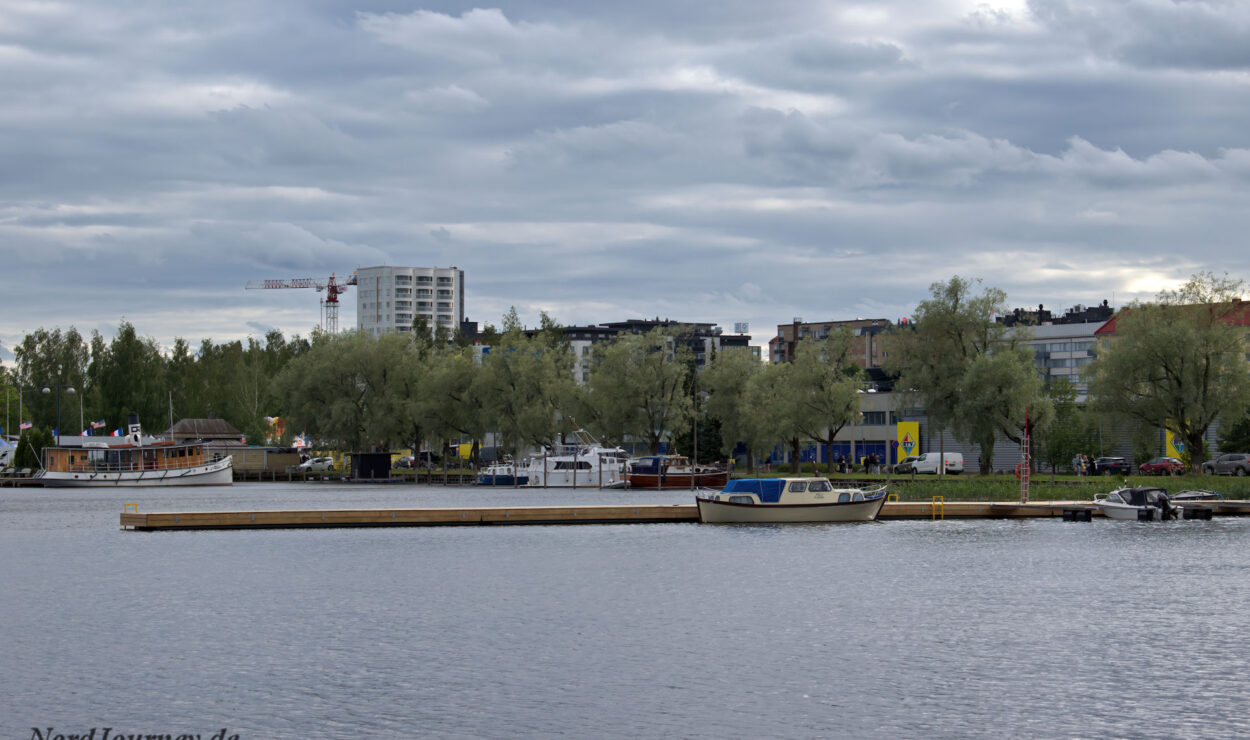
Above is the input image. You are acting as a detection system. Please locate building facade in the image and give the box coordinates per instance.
[769,318,892,369]
[355,265,465,337]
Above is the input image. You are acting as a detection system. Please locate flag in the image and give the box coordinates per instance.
[91,420,106,429]
[20,421,32,431]
[82,428,92,436]
[111,428,123,437]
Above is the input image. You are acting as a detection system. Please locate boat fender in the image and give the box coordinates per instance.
[1014,462,1024,480]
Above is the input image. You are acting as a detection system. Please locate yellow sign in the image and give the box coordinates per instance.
[896,421,919,464]
[1165,420,1186,460]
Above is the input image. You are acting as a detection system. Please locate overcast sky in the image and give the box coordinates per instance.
[3,0,1249,359]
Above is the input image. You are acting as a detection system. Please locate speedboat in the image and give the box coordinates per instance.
[524,430,629,488]
[696,477,888,524]
[1092,487,1180,521]
[625,454,730,489]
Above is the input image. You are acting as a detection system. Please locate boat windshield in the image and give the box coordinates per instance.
[788,481,807,492]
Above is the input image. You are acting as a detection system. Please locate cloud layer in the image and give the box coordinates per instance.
[3,0,1248,357]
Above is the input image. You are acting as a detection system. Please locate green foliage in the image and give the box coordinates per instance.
[787,332,864,469]
[1217,413,1250,453]
[1035,378,1095,477]
[13,327,89,427]
[472,312,576,456]
[887,276,1052,473]
[1087,272,1250,469]
[14,427,53,469]
[701,348,765,468]
[580,328,693,454]
[274,331,412,451]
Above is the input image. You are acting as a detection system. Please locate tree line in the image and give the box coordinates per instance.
[4,273,1249,473]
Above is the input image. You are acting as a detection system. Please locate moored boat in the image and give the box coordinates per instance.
[523,430,629,488]
[34,416,232,487]
[476,460,529,486]
[625,454,730,489]
[1092,487,1179,520]
[696,477,888,523]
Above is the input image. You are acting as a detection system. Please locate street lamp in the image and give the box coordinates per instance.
[41,364,76,446]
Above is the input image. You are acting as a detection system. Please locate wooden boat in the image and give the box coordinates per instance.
[696,477,887,523]
[35,417,232,487]
[625,454,730,489]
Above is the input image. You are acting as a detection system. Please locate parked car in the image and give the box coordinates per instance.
[1138,457,1185,476]
[298,456,335,472]
[1201,453,1250,476]
[910,452,964,475]
[1093,456,1133,476]
[892,456,921,474]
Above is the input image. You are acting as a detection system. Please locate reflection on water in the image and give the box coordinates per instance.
[3,484,1249,738]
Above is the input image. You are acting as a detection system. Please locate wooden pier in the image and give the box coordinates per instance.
[118,499,1250,531]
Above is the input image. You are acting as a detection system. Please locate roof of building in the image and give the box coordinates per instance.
[1095,299,1250,335]
[164,417,246,440]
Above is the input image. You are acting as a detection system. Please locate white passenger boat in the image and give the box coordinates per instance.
[696,477,888,523]
[34,417,232,487]
[524,430,629,488]
[1092,487,1179,521]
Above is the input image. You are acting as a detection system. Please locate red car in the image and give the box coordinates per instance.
[1139,457,1185,476]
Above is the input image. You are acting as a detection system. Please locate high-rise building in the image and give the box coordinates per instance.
[355,265,465,337]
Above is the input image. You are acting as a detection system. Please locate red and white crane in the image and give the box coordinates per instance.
[245,272,358,334]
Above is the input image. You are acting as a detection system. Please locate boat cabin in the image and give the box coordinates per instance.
[1106,487,1169,507]
[44,441,211,474]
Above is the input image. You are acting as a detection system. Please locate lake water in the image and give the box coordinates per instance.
[3,483,1250,739]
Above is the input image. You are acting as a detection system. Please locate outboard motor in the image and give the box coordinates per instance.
[1158,492,1178,520]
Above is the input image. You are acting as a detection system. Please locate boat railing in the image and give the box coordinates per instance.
[64,456,210,473]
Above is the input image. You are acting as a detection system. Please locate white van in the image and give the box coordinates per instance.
[909,452,964,475]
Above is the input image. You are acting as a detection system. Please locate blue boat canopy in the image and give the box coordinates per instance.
[721,478,785,503]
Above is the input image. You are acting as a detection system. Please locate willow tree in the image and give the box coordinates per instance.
[472,312,576,459]
[582,328,693,454]
[788,332,864,473]
[886,276,1050,474]
[701,347,765,470]
[275,331,412,451]
[1087,273,1250,470]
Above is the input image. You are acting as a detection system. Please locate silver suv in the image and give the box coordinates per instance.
[1201,453,1250,476]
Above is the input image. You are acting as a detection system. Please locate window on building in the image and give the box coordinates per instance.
[416,275,432,283]
[861,411,886,425]
[437,276,452,285]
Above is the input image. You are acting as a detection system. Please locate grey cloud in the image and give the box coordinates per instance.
[2,0,1249,353]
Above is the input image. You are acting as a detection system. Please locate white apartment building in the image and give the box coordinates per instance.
[355,265,465,337]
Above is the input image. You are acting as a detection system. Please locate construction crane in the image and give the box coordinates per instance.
[245,272,358,334]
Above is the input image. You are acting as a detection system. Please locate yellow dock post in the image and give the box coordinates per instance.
[932,495,944,520]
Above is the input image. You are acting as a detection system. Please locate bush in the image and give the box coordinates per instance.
[14,427,54,470]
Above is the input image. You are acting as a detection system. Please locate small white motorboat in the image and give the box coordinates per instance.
[696,477,888,524]
[1093,487,1180,521]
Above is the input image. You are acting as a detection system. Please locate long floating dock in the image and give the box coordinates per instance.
[118,500,1250,531]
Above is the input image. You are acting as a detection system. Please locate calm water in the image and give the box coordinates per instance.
[3,483,1250,739]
